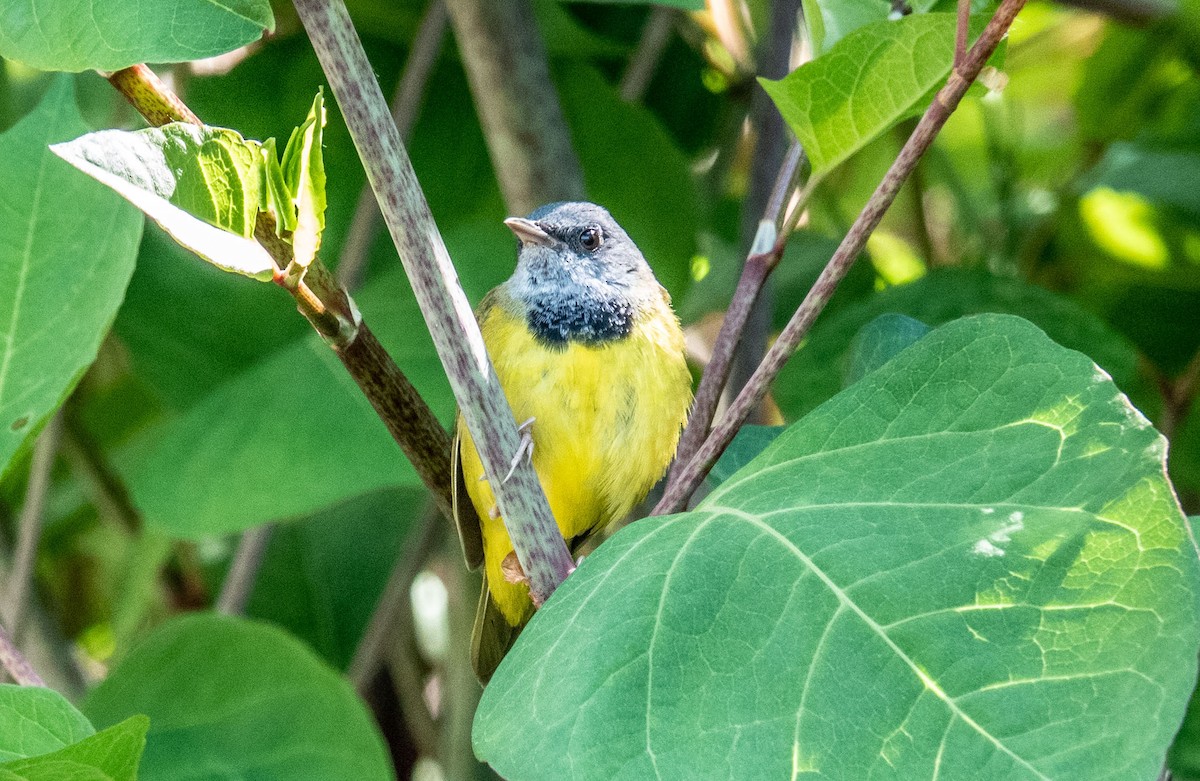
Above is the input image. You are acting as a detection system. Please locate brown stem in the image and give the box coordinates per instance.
[104,64,458,522]
[337,0,449,292]
[620,7,678,103]
[653,0,1029,516]
[443,0,585,214]
[215,524,274,615]
[293,0,573,604]
[955,0,970,68]
[729,0,803,420]
[0,620,44,687]
[3,414,62,636]
[668,143,803,485]
[1160,346,1200,441]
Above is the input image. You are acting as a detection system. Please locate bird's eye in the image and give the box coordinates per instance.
[579,226,603,252]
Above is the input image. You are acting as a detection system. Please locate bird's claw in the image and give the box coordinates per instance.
[502,417,536,483]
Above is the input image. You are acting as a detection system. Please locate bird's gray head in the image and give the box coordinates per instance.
[503,201,661,347]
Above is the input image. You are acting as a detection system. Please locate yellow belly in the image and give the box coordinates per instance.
[457,296,691,626]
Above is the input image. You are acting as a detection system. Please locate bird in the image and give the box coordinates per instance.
[453,201,692,682]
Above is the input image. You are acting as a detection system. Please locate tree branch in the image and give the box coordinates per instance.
[104,64,458,524]
[668,143,804,485]
[443,0,586,215]
[337,0,449,291]
[620,7,678,103]
[0,620,44,687]
[293,0,574,604]
[654,0,1029,516]
[215,524,274,615]
[2,413,62,637]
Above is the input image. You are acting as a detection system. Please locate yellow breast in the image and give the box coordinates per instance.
[456,288,691,625]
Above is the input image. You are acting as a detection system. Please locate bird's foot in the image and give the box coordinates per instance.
[501,552,529,585]
[502,417,536,483]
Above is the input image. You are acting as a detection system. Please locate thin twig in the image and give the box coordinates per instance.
[955,0,970,68]
[620,7,677,103]
[350,504,441,694]
[654,0,1029,516]
[337,0,449,291]
[1160,346,1200,441]
[729,0,802,420]
[0,620,44,687]
[443,0,585,215]
[3,413,63,637]
[104,65,458,523]
[215,524,274,615]
[293,0,574,605]
[60,408,141,533]
[668,143,804,482]
[360,509,450,758]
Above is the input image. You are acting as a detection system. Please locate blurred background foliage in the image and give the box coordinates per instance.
[1,0,1199,778]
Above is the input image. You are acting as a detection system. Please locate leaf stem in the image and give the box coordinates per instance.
[443,0,586,214]
[0,620,44,687]
[2,413,62,637]
[955,0,970,68]
[105,64,200,126]
[293,0,573,603]
[654,0,1028,516]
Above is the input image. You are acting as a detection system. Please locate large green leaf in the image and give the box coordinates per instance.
[0,0,274,72]
[245,488,419,670]
[0,78,142,477]
[51,123,276,281]
[122,268,450,539]
[0,717,148,781]
[1088,143,1200,218]
[83,613,393,781]
[761,13,984,176]
[0,686,94,762]
[557,62,698,300]
[475,314,1199,780]
[773,269,1146,422]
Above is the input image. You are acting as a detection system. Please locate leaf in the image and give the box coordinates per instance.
[0,717,148,781]
[245,488,418,670]
[475,314,1199,781]
[0,0,274,73]
[558,0,704,8]
[0,78,142,477]
[800,0,890,54]
[773,269,1146,422]
[708,425,784,487]
[122,268,451,538]
[0,686,94,762]
[51,123,275,281]
[1088,143,1200,218]
[761,13,985,176]
[557,62,698,300]
[83,614,393,781]
[844,312,932,385]
[279,90,328,270]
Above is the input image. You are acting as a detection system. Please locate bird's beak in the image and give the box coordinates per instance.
[504,217,553,247]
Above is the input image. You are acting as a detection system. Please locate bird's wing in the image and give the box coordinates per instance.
[451,425,485,570]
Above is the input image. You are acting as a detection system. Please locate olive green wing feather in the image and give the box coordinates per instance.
[451,427,485,570]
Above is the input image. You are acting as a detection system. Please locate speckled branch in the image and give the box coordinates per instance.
[443,0,586,214]
[654,0,1029,516]
[292,0,574,602]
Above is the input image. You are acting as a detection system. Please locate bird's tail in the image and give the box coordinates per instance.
[470,575,524,683]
